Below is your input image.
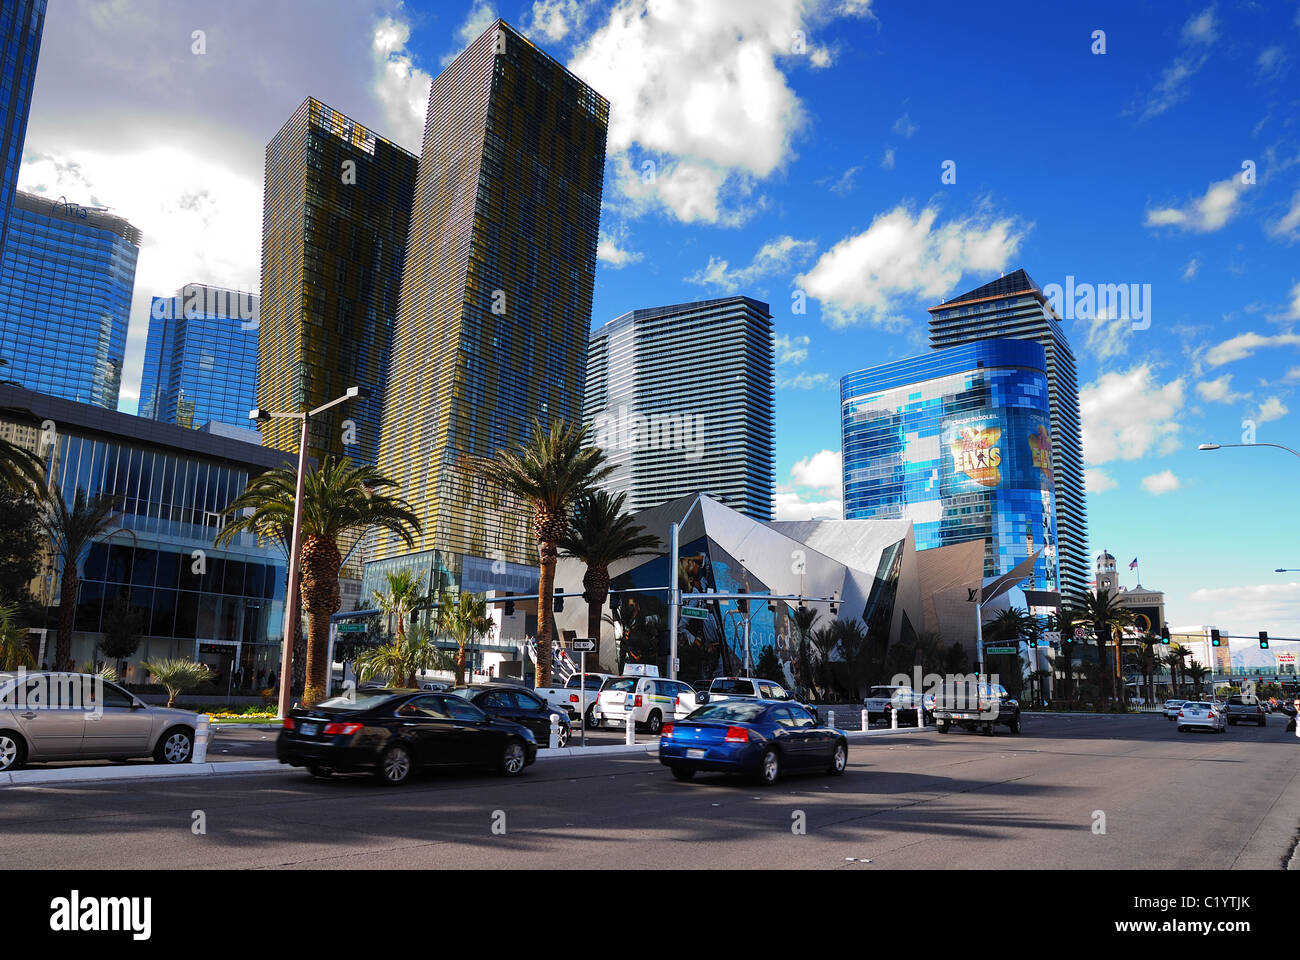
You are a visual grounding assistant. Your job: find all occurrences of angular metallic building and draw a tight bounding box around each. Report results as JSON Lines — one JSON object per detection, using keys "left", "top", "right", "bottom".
{"left": 0, "top": 0, "right": 46, "bottom": 260}
{"left": 141, "top": 284, "right": 260, "bottom": 430}
{"left": 0, "top": 190, "right": 140, "bottom": 409}
{"left": 258, "top": 98, "right": 417, "bottom": 465}
{"left": 585, "top": 296, "right": 775, "bottom": 520}
{"left": 371, "top": 20, "right": 608, "bottom": 589}
{"left": 927, "top": 269, "right": 1088, "bottom": 605}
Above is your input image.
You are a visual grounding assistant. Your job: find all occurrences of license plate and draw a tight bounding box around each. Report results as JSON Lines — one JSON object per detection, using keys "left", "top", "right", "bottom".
{"left": 300, "top": 722, "right": 318, "bottom": 737}
{"left": 625, "top": 695, "right": 634, "bottom": 707}
{"left": 687, "top": 748, "right": 706, "bottom": 759}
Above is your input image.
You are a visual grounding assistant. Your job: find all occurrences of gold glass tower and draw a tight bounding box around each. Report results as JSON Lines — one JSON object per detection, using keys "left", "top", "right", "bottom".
{"left": 372, "top": 20, "right": 608, "bottom": 588}
{"left": 259, "top": 98, "right": 418, "bottom": 465}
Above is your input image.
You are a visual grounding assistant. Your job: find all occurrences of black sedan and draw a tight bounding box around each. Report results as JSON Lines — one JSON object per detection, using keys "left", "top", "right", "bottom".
{"left": 277, "top": 689, "right": 537, "bottom": 785}
{"left": 447, "top": 683, "right": 572, "bottom": 747}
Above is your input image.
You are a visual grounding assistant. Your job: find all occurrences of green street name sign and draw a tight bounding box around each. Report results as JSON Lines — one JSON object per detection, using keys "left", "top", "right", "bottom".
{"left": 681, "top": 607, "right": 709, "bottom": 620}
{"left": 984, "top": 645, "right": 1017, "bottom": 655}
{"left": 337, "top": 623, "right": 367, "bottom": 633}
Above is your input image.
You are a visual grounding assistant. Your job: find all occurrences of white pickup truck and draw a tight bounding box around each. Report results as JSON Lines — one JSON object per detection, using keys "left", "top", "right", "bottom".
{"left": 535, "top": 673, "right": 616, "bottom": 728}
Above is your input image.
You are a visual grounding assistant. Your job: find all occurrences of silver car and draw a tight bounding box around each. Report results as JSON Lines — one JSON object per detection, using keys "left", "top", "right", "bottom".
{"left": 1176, "top": 700, "right": 1226, "bottom": 734}
{"left": 0, "top": 671, "right": 201, "bottom": 771}
{"left": 1163, "top": 699, "right": 1185, "bottom": 720}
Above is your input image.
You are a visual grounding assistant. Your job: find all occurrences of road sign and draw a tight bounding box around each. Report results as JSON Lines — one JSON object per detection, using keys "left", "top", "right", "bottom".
{"left": 1277, "top": 652, "right": 1297, "bottom": 665}
{"left": 681, "top": 606, "right": 708, "bottom": 620}
{"left": 570, "top": 639, "right": 596, "bottom": 652}
{"left": 337, "top": 623, "right": 366, "bottom": 633}
{"left": 1073, "top": 628, "right": 1086, "bottom": 639}
{"left": 985, "top": 645, "right": 1017, "bottom": 655}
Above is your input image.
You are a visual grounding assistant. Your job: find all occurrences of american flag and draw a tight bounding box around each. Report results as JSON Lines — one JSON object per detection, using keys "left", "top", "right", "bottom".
{"left": 1129, "top": 557, "right": 1139, "bottom": 570}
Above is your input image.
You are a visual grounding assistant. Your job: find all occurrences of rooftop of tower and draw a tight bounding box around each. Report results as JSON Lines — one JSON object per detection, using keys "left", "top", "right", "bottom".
{"left": 593, "top": 295, "right": 773, "bottom": 335}
{"left": 927, "top": 268, "right": 1051, "bottom": 313}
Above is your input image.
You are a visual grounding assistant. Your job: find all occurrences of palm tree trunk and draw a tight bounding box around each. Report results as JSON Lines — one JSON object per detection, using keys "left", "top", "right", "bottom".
{"left": 300, "top": 537, "right": 342, "bottom": 707}
{"left": 535, "top": 541, "right": 557, "bottom": 687}
{"left": 56, "top": 566, "right": 77, "bottom": 671}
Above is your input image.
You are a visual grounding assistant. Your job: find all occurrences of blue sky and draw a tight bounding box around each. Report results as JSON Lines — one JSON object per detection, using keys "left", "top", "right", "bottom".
{"left": 17, "top": 0, "right": 1300, "bottom": 647}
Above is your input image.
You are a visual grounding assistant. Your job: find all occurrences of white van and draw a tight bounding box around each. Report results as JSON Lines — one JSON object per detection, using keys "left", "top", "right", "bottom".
{"left": 592, "top": 675, "right": 700, "bottom": 733}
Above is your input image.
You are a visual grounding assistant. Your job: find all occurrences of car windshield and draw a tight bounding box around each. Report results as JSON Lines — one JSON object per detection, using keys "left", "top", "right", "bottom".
{"left": 567, "top": 675, "right": 605, "bottom": 690}
{"left": 445, "top": 687, "right": 478, "bottom": 700}
{"left": 607, "top": 678, "right": 638, "bottom": 693}
{"left": 316, "top": 693, "right": 398, "bottom": 711}
{"left": 690, "top": 701, "right": 767, "bottom": 722}
{"left": 711, "top": 679, "right": 755, "bottom": 695}
{"left": 1187, "top": 702, "right": 1209, "bottom": 709}
{"left": 866, "top": 687, "right": 898, "bottom": 699}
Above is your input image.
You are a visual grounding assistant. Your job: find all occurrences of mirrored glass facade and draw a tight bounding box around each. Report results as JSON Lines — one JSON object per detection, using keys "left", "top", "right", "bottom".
{"left": 841, "top": 339, "right": 1059, "bottom": 592}
{"left": 0, "top": 0, "right": 45, "bottom": 259}
{"left": 374, "top": 18, "right": 608, "bottom": 577}
{"left": 140, "top": 284, "right": 260, "bottom": 430}
{"left": 0, "top": 190, "right": 140, "bottom": 409}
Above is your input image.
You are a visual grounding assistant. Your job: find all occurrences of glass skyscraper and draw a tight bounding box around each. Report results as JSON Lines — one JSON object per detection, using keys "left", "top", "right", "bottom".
{"left": 372, "top": 19, "right": 608, "bottom": 590}
{"left": 927, "top": 269, "right": 1087, "bottom": 604}
{"left": 0, "top": 0, "right": 46, "bottom": 260}
{"left": 0, "top": 190, "right": 141, "bottom": 409}
{"left": 841, "top": 339, "right": 1059, "bottom": 593}
{"left": 258, "top": 97, "right": 417, "bottom": 466}
{"left": 140, "top": 284, "right": 260, "bottom": 430}
{"left": 584, "top": 296, "right": 775, "bottom": 520}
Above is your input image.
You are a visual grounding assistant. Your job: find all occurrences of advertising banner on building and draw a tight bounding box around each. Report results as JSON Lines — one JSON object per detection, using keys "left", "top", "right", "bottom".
{"left": 941, "top": 409, "right": 1054, "bottom": 496}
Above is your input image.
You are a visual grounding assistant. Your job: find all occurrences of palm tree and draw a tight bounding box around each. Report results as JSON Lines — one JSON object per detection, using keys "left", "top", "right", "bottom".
{"left": 836, "top": 618, "right": 868, "bottom": 700}
{"left": 1046, "top": 606, "right": 1085, "bottom": 704}
{"left": 810, "top": 621, "right": 841, "bottom": 701}
{"left": 1185, "top": 662, "right": 1209, "bottom": 698}
{"left": 790, "top": 605, "right": 820, "bottom": 700}
{"left": 1135, "top": 634, "right": 1163, "bottom": 707}
{"left": 985, "top": 606, "right": 1033, "bottom": 695}
{"left": 468, "top": 420, "right": 613, "bottom": 687}
{"left": 356, "top": 624, "right": 447, "bottom": 687}
{"left": 1081, "top": 588, "right": 1134, "bottom": 709}
{"left": 433, "top": 590, "right": 493, "bottom": 684}
{"left": 373, "top": 570, "right": 425, "bottom": 641}
{"left": 141, "top": 658, "right": 212, "bottom": 708}
{"left": 0, "top": 602, "right": 34, "bottom": 670}
{"left": 217, "top": 457, "right": 420, "bottom": 707}
{"left": 559, "top": 490, "right": 659, "bottom": 668}
{"left": 0, "top": 401, "right": 46, "bottom": 495}
{"left": 38, "top": 488, "right": 123, "bottom": 671}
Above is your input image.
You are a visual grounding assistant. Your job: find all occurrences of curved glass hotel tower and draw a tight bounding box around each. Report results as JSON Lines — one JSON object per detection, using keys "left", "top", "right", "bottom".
{"left": 841, "top": 339, "right": 1058, "bottom": 593}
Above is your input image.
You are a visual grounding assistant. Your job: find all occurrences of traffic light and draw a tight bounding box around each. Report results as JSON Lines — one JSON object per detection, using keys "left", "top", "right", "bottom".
{"left": 504, "top": 595, "right": 515, "bottom": 617}
{"left": 1161, "top": 626, "right": 1171, "bottom": 645}
{"left": 608, "top": 592, "right": 621, "bottom": 614}
{"left": 1259, "top": 631, "right": 1269, "bottom": 650}
{"left": 737, "top": 585, "right": 748, "bottom": 615}
{"left": 553, "top": 590, "right": 564, "bottom": 613}
{"left": 1211, "top": 629, "right": 1221, "bottom": 647}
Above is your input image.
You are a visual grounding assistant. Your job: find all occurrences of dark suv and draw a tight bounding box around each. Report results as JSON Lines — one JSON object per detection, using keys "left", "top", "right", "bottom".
{"left": 933, "top": 680, "right": 1021, "bottom": 736}
{"left": 448, "top": 684, "right": 572, "bottom": 747}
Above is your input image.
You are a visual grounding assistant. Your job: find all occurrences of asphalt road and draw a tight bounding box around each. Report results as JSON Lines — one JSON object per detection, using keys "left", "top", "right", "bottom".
{"left": 3, "top": 714, "right": 1296, "bottom": 870}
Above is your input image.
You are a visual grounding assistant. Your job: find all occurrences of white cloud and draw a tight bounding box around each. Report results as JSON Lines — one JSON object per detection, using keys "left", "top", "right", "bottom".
{"left": 1256, "top": 396, "right": 1289, "bottom": 423}
{"left": 1195, "top": 373, "right": 1246, "bottom": 403}
{"left": 372, "top": 17, "right": 432, "bottom": 150}
{"left": 1205, "top": 330, "right": 1300, "bottom": 366}
{"left": 1182, "top": 258, "right": 1199, "bottom": 280}
{"left": 1284, "top": 366, "right": 1300, "bottom": 382}
{"left": 774, "top": 333, "right": 810, "bottom": 365}
{"left": 1079, "top": 365, "right": 1186, "bottom": 464}
{"left": 1141, "top": 469, "right": 1181, "bottom": 495}
{"left": 1181, "top": 5, "right": 1219, "bottom": 45}
{"left": 826, "top": 165, "right": 861, "bottom": 195}
{"left": 1187, "top": 581, "right": 1300, "bottom": 640}
{"left": 1079, "top": 308, "right": 1132, "bottom": 362}
{"left": 686, "top": 235, "right": 816, "bottom": 292}
{"left": 444, "top": 0, "right": 498, "bottom": 64}
{"left": 773, "top": 448, "right": 843, "bottom": 520}
{"left": 1145, "top": 175, "right": 1247, "bottom": 232}
{"left": 880, "top": 148, "right": 895, "bottom": 170}
{"left": 777, "top": 372, "right": 831, "bottom": 390}
{"left": 596, "top": 226, "right": 643, "bottom": 268}
{"left": 570, "top": 0, "right": 873, "bottom": 225}
{"left": 1086, "top": 469, "right": 1117, "bottom": 493}
{"left": 525, "top": 0, "right": 595, "bottom": 42}
{"left": 1133, "top": 5, "right": 1218, "bottom": 120}
{"left": 1273, "top": 190, "right": 1300, "bottom": 239}
{"left": 797, "top": 205, "right": 1024, "bottom": 328}
{"left": 892, "top": 113, "right": 918, "bottom": 138}
{"left": 1256, "top": 44, "right": 1287, "bottom": 79}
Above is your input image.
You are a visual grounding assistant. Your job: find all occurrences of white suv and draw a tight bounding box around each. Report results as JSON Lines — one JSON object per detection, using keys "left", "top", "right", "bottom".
{"left": 863, "top": 685, "right": 924, "bottom": 724}
{"left": 593, "top": 676, "right": 699, "bottom": 733}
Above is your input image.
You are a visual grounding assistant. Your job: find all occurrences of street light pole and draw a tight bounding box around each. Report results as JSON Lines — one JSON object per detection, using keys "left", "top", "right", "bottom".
{"left": 1198, "top": 441, "right": 1300, "bottom": 459}
{"left": 252, "top": 385, "right": 364, "bottom": 719}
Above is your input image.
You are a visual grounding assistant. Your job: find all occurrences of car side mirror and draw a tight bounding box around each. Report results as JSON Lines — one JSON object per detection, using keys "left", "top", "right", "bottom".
{"left": 130, "top": 700, "right": 146, "bottom": 710}
{"left": 696, "top": 692, "right": 709, "bottom": 704}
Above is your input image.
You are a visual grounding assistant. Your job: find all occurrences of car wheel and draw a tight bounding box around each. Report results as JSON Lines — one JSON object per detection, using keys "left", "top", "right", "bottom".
{"left": 827, "top": 741, "right": 847, "bottom": 775}
{"left": 376, "top": 743, "right": 413, "bottom": 785}
{"left": 0, "top": 731, "right": 26, "bottom": 772}
{"left": 671, "top": 766, "right": 695, "bottom": 781}
{"left": 1010, "top": 716, "right": 1021, "bottom": 735}
{"left": 584, "top": 708, "right": 599, "bottom": 730}
{"left": 646, "top": 710, "right": 663, "bottom": 734}
{"left": 500, "top": 739, "right": 527, "bottom": 777}
{"left": 757, "top": 747, "right": 780, "bottom": 786}
{"left": 307, "top": 765, "right": 334, "bottom": 779}
{"left": 937, "top": 720, "right": 950, "bottom": 734}
{"left": 1177, "top": 725, "right": 1185, "bottom": 732}
{"left": 982, "top": 722, "right": 994, "bottom": 736}
{"left": 154, "top": 726, "right": 194, "bottom": 764}
{"left": 556, "top": 723, "right": 571, "bottom": 748}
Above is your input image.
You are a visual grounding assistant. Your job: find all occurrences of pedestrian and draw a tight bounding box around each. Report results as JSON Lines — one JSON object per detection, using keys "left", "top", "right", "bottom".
{"left": 1292, "top": 699, "right": 1300, "bottom": 737}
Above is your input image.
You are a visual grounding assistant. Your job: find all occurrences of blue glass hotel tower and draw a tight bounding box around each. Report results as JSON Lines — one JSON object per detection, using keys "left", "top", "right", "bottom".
{"left": 0, "top": 0, "right": 46, "bottom": 259}
{"left": 0, "top": 190, "right": 141, "bottom": 409}
{"left": 841, "top": 339, "right": 1059, "bottom": 592}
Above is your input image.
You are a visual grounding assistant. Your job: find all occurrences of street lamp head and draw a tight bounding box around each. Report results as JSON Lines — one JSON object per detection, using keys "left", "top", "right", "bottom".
{"left": 1197, "top": 443, "right": 1220, "bottom": 451}
{"left": 346, "top": 385, "right": 370, "bottom": 401}
{"left": 249, "top": 407, "right": 271, "bottom": 423}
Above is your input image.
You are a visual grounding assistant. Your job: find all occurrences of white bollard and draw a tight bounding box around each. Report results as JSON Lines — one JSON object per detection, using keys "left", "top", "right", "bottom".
{"left": 890, "top": 706, "right": 898, "bottom": 730}
{"left": 548, "top": 713, "right": 561, "bottom": 749}
{"left": 918, "top": 703, "right": 926, "bottom": 728}
{"left": 861, "top": 708, "right": 869, "bottom": 731}
{"left": 625, "top": 712, "right": 635, "bottom": 745}
{"left": 193, "top": 714, "right": 210, "bottom": 763}
{"left": 828, "top": 710, "right": 835, "bottom": 729}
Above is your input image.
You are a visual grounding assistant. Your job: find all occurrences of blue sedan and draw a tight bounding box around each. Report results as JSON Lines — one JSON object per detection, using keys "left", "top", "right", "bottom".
{"left": 659, "top": 699, "right": 848, "bottom": 785}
